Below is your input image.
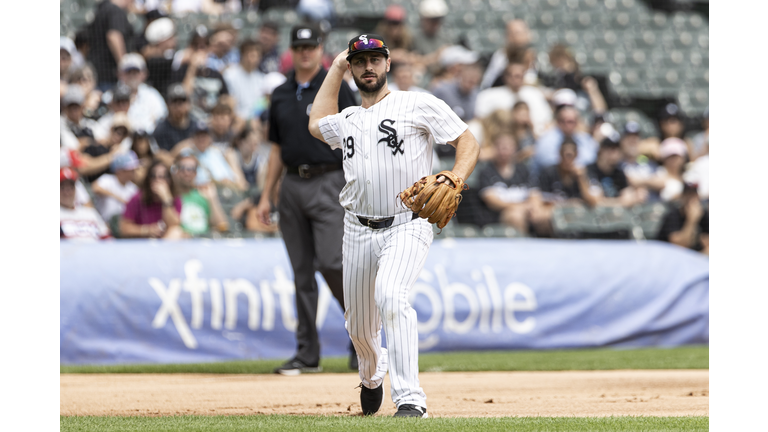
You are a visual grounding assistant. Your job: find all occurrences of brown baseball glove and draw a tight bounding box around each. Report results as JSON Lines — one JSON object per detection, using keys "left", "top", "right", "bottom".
{"left": 398, "top": 170, "right": 468, "bottom": 230}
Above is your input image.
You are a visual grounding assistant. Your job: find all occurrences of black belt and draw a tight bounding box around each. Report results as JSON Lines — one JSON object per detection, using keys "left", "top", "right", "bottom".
{"left": 287, "top": 163, "right": 342, "bottom": 179}
{"left": 357, "top": 213, "right": 419, "bottom": 229}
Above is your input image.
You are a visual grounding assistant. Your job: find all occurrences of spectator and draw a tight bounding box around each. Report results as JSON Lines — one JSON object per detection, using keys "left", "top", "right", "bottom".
{"left": 510, "top": 101, "right": 537, "bottom": 164}
{"left": 657, "top": 182, "right": 708, "bottom": 255}
{"left": 74, "top": 29, "right": 91, "bottom": 66}
{"left": 389, "top": 62, "right": 430, "bottom": 93}
{"left": 83, "top": 113, "right": 131, "bottom": 182}
{"left": 92, "top": 151, "right": 140, "bottom": 224}
{"left": 206, "top": 24, "right": 240, "bottom": 73}
{"left": 257, "top": 22, "right": 281, "bottom": 74}
{"left": 412, "top": 0, "right": 450, "bottom": 69}
{"left": 478, "top": 131, "right": 535, "bottom": 234}
{"left": 209, "top": 102, "right": 250, "bottom": 190}
{"left": 173, "top": 30, "right": 231, "bottom": 123}
{"left": 143, "top": 17, "right": 179, "bottom": 95}
{"left": 173, "top": 151, "right": 229, "bottom": 236}
{"left": 130, "top": 131, "right": 163, "bottom": 184}
{"left": 529, "top": 138, "right": 601, "bottom": 236}
{"left": 431, "top": 60, "right": 481, "bottom": 122}
{"left": 60, "top": 168, "right": 111, "bottom": 240}
{"left": 620, "top": 121, "right": 659, "bottom": 202}
{"left": 656, "top": 137, "right": 688, "bottom": 202}
{"left": 231, "top": 124, "right": 269, "bottom": 190}
{"left": 132, "top": 8, "right": 165, "bottom": 56}
{"left": 60, "top": 37, "right": 77, "bottom": 82}
{"left": 467, "top": 108, "right": 514, "bottom": 161}
{"left": 658, "top": 103, "right": 686, "bottom": 140}
{"left": 375, "top": 5, "right": 416, "bottom": 66}
{"left": 60, "top": 85, "right": 99, "bottom": 151}
{"left": 586, "top": 136, "right": 640, "bottom": 207}
{"left": 68, "top": 65, "right": 103, "bottom": 120}
{"left": 88, "top": 0, "right": 133, "bottom": 91}
{"left": 481, "top": 19, "right": 536, "bottom": 90}
{"left": 94, "top": 82, "right": 132, "bottom": 143}
{"left": 120, "top": 160, "right": 184, "bottom": 239}
{"left": 475, "top": 61, "right": 552, "bottom": 135}
{"left": 534, "top": 105, "right": 598, "bottom": 171}
{"left": 108, "top": 54, "right": 168, "bottom": 134}
{"left": 60, "top": 148, "right": 95, "bottom": 208}
{"left": 223, "top": 39, "right": 267, "bottom": 121}
{"left": 153, "top": 83, "right": 194, "bottom": 152}
{"left": 174, "top": 121, "right": 242, "bottom": 190}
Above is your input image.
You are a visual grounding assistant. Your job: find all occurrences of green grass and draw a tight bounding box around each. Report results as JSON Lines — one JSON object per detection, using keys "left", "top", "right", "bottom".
{"left": 60, "top": 415, "right": 709, "bottom": 431}
{"left": 60, "top": 346, "right": 708, "bottom": 374}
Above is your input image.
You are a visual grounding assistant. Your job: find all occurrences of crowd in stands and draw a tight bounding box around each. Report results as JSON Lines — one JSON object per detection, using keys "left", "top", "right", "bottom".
{"left": 60, "top": 0, "right": 708, "bottom": 255}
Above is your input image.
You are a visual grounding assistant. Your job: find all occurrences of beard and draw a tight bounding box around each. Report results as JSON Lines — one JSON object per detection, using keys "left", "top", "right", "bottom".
{"left": 353, "top": 71, "right": 387, "bottom": 94}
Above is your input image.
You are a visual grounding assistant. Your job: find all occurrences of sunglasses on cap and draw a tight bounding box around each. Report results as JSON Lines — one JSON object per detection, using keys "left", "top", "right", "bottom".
{"left": 350, "top": 38, "right": 386, "bottom": 52}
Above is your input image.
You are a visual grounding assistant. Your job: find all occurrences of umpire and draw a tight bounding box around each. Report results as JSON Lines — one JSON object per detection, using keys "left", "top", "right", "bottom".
{"left": 255, "top": 24, "right": 358, "bottom": 375}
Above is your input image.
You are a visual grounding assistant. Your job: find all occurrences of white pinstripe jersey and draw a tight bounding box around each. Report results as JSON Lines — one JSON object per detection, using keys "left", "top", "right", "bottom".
{"left": 318, "top": 91, "right": 467, "bottom": 218}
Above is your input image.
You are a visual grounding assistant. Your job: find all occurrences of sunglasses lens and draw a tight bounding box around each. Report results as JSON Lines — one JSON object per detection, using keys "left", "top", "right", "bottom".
{"left": 352, "top": 38, "right": 384, "bottom": 51}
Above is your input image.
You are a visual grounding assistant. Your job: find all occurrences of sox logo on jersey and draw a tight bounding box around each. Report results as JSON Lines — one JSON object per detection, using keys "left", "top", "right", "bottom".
{"left": 377, "top": 120, "right": 404, "bottom": 155}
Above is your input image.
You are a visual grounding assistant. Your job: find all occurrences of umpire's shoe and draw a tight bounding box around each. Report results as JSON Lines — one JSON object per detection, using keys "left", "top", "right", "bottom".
{"left": 393, "top": 404, "right": 428, "bottom": 418}
{"left": 359, "top": 383, "right": 383, "bottom": 415}
{"left": 273, "top": 359, "right": 322, "bottom": 376}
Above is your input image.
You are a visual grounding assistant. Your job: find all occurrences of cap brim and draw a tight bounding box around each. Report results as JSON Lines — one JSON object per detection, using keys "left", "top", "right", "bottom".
{"left": 346, "top": 48, "right": 389, "bottom": 61}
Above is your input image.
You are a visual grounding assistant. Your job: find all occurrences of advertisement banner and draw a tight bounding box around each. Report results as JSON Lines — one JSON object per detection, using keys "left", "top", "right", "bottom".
{"left": 60, "top": 239, "right": 708, "bottom": 364}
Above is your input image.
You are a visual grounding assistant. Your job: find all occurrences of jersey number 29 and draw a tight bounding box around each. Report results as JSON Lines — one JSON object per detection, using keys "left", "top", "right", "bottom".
{"left": 343, "top": 136, "right": 355, "bottom": 160}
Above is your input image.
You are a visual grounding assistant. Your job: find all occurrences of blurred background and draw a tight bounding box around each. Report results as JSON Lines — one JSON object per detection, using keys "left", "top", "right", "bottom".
{"left": 59, "top": 0, "right": 708, "bottom": 365}
{"left": 60, "top": 0, "right": 709, "bottom": 245}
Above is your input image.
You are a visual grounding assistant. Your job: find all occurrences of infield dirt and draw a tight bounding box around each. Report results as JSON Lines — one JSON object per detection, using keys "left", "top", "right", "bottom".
{"left": 60, "top": 370, "right": 708, "bottom": 417}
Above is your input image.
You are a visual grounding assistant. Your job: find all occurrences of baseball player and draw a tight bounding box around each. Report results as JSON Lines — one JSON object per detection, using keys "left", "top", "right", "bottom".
{"left": 309, "top": 34, "right": 480, "bottom": 417}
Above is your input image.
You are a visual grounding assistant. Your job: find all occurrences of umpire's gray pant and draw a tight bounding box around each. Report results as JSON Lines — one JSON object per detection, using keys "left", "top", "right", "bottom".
{"left": 278, "top": 170, "right": 346, "bottom": 366}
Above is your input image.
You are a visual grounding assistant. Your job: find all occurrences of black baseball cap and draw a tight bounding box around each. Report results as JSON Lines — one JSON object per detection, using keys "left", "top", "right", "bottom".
{"left": 290, "top": 24, "right": 323, "bottom": 47}
{"left": 659, "top": 103, "right": 680, "bottom": 120}
{"left": 166, "top": 83, "right": 188, "bottom": 101}
{"left": 347, "top": 34, "right": 389, "bottom": 61}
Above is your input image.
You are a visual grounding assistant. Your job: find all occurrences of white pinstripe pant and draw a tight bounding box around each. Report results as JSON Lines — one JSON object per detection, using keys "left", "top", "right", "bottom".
{"left": 342, "top": 211, "right": 433, "bottom": 409}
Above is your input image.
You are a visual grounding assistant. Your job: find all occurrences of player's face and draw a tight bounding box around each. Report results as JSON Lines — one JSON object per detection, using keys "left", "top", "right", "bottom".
{"left": 349, "top": 52, "right": 390, "bottom": 94}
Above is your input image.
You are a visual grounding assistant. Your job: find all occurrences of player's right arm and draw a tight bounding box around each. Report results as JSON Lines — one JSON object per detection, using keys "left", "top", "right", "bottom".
{"left": 308, "top": 49, "right": 349, "bottom": 143}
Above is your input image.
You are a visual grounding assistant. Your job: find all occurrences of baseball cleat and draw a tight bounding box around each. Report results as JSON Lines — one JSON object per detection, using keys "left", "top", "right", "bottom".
{"left": 273, "top": 359, "right": 322, "bottom": 376}
{"left": 393, "top": 404, "right": 428, "bottom": 418}
{"left": 359, "top": 383, "right": 383, "bottom": 415}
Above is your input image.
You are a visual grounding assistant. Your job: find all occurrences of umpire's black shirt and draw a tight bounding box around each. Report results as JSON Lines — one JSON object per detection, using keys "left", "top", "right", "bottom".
{"left": 269, "top": 68, "right": 357, "bottom": 167}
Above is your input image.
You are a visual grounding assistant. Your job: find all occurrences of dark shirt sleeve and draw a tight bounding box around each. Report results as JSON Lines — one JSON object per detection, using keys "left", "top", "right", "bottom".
{"left": 268, "top": 96, "right": 280, "bottom": 145}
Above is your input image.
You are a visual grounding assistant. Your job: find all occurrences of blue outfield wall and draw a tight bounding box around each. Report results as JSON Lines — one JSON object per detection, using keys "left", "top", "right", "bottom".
{"left": 60, "top": 239, "right": 709, "bottom": 365}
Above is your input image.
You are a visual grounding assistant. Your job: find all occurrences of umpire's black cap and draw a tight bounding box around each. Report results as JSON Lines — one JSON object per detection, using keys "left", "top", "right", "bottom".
{"left": 347, "top": 34, "right": 389, "bottom": 61}
{"left": 291, "top": 24, "right": 323, "bottom": 47}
